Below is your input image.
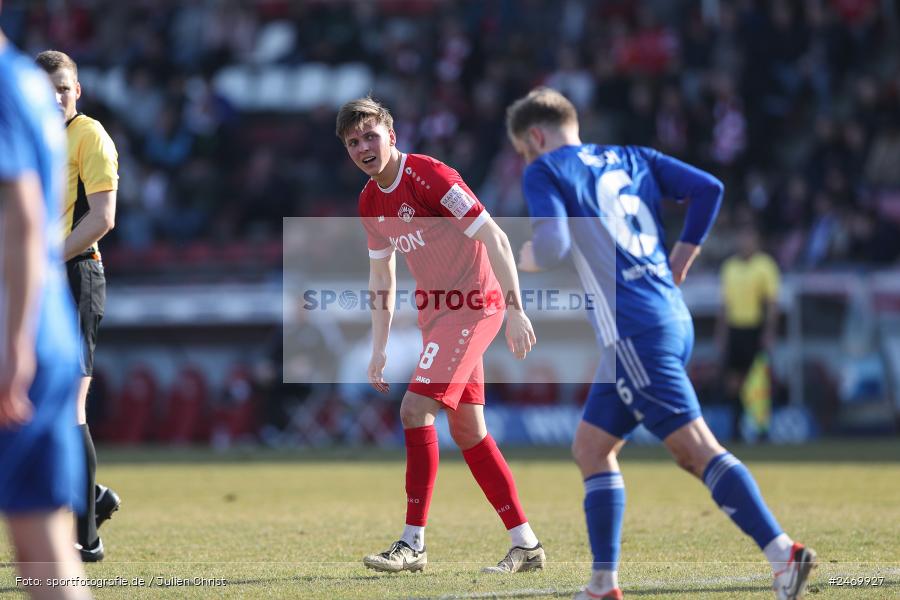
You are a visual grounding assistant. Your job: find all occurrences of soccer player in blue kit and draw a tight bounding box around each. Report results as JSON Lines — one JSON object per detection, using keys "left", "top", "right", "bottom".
{"left": 0, "top": 21, "right": 89, "bottom": 600}
{"left": 507, "top": 88, "right": 816, "bottom": 600}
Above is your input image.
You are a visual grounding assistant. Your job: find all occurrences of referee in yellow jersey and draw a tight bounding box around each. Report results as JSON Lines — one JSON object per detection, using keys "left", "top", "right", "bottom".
{"left": 716, "top": 223, "right": 781, "bottom": 442}
{"left": 36, "top": 50, "right": 121, "bottom": 562}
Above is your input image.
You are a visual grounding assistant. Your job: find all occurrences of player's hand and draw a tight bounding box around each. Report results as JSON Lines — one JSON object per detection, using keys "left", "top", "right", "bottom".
{"left": 367, "top": 350, "right": 390, "bottom": 394}
{"left": 669, "top": 242, "right": 701, "bottom": 286}
{"left": 517, "top": 241, "right": 542, "bottom": 273}
{"left": 0, "top": 344, "right": 35, "bottom": 428}
{"left": 505, "top": 310, "right": 536, "bottom": 360}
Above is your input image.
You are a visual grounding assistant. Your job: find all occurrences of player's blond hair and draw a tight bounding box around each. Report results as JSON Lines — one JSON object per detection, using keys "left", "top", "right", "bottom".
{"left": 506, "top": 87, "right": 578, "bottom": 141}
{"left": 335, "top": 96, "right": 394, "bottom": 143}
{"left": 35, "top": 50, "right": 78, "bottom": 79}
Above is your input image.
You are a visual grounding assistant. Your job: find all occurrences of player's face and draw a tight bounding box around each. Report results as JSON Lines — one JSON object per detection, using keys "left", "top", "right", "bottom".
{"left": 48, "top": 68, "right": 80, "bottom": 121}
{"left": 737, "top": 229, "right": 759, "bottom": 257}
{"left": 344, "top": 121, "right": 395, "bottom": 177}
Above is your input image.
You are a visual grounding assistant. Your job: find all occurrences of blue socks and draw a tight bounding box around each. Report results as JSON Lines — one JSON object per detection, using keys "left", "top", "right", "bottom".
{"left": 582, "top": 454, "right": 781, "bottom": 574}
{"left": 583, "top": 472, "right": 626, "bottom": 571}
{"left": 703, "top": 452, "right": 782, "bottom": 549}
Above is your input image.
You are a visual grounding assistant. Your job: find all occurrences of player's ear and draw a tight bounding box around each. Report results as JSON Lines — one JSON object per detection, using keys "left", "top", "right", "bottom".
{"left": 75, "top": 80, "right": 81, "bottom": 101}
{"left": 388, "top": 128, "right": 396, "bottom": 146}
{"left": 528, "top": 126, "right": 544, "bottom": 149}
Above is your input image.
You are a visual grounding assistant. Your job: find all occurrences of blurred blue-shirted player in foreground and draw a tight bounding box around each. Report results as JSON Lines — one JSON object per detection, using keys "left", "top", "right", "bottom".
{"left": 507, "top": 88, "right": 816, "bottom": 600}
{"left": 0, "top": 16, "right": 89, "bottom": 600}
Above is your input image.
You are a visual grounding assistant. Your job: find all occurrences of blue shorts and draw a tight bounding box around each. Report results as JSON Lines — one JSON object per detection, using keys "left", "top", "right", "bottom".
{"left": 583, "top": 319, "right": 701, "bottom": 441}
{"left": 0, "top": 359, "right": 83, "bottom": 514}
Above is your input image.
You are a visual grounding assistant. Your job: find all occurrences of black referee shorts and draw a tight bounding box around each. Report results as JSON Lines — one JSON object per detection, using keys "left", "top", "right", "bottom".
{"left": 66, "top": 255, "right": 106, "bottom": 377}
{"left": 724, "top": 326, "right": 762, "bottom": 376}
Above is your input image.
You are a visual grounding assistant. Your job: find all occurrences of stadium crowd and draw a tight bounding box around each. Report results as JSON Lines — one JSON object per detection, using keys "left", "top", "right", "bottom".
{"left": 3, "top": 0, "right": 897, "bottom": 446}
{"left": 2, "top": 0, "right": 898, "bottom": 269}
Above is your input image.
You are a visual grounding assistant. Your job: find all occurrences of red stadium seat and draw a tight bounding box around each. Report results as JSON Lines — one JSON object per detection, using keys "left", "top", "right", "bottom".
{"left": 143, "top": 244, "right": 178, "bottom": 267}
{"left": 156, "top": 367, "right": 209, "bottom": 445}
{"left": 181, "top": 241, "right": 215, "bottom": 265}
{"left": 209, "top": 365, "right": 260, "bottom": 446}
{"left": 111, "top": 366, "right": 159, "bottom": 445}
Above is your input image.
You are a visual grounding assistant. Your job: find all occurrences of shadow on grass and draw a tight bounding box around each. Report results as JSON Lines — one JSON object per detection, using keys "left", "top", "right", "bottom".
{"left": 97, "top": 439, "right": 900, "bottom": 466}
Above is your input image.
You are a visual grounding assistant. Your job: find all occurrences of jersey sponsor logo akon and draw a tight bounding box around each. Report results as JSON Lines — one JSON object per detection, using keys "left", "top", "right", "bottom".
{"left": 389, "top": 229, "right": 426, "bottom": 253}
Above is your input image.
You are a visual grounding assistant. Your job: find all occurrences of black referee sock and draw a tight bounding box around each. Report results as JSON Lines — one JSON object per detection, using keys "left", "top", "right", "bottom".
{"left": 77, "top": 424, "right": 99, "bottom": 548}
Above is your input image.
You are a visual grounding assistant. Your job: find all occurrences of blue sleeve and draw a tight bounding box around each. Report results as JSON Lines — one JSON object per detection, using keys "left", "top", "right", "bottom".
{"left": 0, "top": 84, "right": 31, "bottom": 181}
{"left": 638, "top": 147, "right": 723, "bottom": 245}
{"left": 522, "top": 160, "right": 571, "bottom": 269}
{"left": 0, "top": 86, "right": 31, "bottom": 181}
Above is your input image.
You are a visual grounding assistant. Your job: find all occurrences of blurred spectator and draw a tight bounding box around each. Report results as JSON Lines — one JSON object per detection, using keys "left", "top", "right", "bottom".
{"left": 4, "top": 0, "right": 896, "bottom": 268}
{"left": 865, "top": 118, "right": 900, "bottom": 188}
{"left": 144, "top": 106, "right": 193, "bottom": 170}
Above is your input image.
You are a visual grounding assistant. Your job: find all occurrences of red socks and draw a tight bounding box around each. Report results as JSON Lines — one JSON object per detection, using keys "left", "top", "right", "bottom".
{"left": 405, "top": 428, "right": 526, "bottom": 531}
{"left": 462, "top": 434, "right": 527, "bottom": 529}
{"left": 404, "top": 425, "right": 439, "bottom": 526}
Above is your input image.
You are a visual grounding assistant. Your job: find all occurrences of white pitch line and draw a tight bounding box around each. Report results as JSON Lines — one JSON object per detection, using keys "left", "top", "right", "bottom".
{"left": 415, "top": 568, "right": 900, "bottom": 600}
{"left": 419, "top": 575, "right": 770, "bottom": 600}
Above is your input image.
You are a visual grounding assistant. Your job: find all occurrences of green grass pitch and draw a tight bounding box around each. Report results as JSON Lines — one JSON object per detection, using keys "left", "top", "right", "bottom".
{"left": 1, "top": 440, "right": 898, "bottom": 599}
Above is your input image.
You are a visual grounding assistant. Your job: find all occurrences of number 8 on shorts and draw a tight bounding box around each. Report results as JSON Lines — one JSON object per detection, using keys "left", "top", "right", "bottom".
{"left": 419, "top": 342, "right": 440, "bottom": 369}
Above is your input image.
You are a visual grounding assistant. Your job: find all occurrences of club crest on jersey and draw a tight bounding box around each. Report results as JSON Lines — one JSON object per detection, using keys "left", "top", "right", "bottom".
{"left": 398, "top": 203, "right": 415, "bottom": 223}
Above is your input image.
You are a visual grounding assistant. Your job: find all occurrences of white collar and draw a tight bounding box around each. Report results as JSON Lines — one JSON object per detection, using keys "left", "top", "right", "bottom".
{"left": 377, "top": 153, "right": 406, "bottom": 193}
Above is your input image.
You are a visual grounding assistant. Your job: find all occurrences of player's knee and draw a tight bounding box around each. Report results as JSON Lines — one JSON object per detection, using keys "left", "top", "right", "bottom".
{"left": 449, "top": 427, "right": 483, "bottom": 450}
{"left": 399, "top": 401, "right": 425, "bottom": 428}
{"left": 571, "top": 437, "right": 587, "bottom": 466}
{"left": 571, "top": 435, "right": 611, "bottom": 472}
{"left": 672, "top": 450, "right": 698, "bottom": 475}
{"left": 447, "top": 417, "right": 485, "bottom": 449}
{"left": 669, "top": 444, "right": 709, "bottom": 477}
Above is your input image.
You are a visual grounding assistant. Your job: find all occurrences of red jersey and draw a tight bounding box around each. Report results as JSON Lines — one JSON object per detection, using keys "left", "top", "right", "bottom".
{"left": 358, "top": 153, "right": 503, "bottom": 328}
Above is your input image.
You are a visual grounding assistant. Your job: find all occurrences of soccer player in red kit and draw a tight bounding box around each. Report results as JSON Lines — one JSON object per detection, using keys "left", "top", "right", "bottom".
{"left": 336, "top": 96, "right": 545, "bottom": 574}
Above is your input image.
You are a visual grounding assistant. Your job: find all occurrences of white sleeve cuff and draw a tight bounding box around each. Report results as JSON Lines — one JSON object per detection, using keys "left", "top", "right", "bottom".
{"left": 463, "top": 210, "right": 490, "bottom": 238}
{"left": 368, "top": 246, "right": 394, "bottom": 259}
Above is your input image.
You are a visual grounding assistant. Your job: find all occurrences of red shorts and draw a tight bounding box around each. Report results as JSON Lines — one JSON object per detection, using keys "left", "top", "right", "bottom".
{"left": 407, "top": 311, "right": 504, "bottom": 410}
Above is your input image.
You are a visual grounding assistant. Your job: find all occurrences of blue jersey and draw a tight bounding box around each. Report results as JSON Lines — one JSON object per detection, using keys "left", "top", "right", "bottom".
{"left": 0, "top": 42, "right": 78, "bottom": 371}
{"left": 522, "top": 144, "right": 723, "bottom": 346}
{"left": 0, "top": 41, "right": 83, "bottom": 513}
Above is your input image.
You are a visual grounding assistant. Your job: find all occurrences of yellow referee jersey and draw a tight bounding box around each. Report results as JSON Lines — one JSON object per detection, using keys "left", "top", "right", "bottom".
{"left": 720, "top": 252, "right": 780, "bottom": 328}
{"left": 63, "top": 113, "right": 118, "bottom": 254}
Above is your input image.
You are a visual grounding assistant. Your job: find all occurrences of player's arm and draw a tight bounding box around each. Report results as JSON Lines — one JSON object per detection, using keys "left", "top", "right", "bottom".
{"left": 640, "top": 147, "right": 724, "bottom": 285}
{"left": 517, "top": 161, "right": 570, "bottom": 273}
{"left": 471, "top": 217, "right": 536, "bottom": 359}
{"left": 0, "top": 173, "right": 44, "bottom": 426}
{"left": 367, "top": 252, "right": 396, "bottom": 393}
{"left": 63, "top": 189, "right": 116, "bottom": 260}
